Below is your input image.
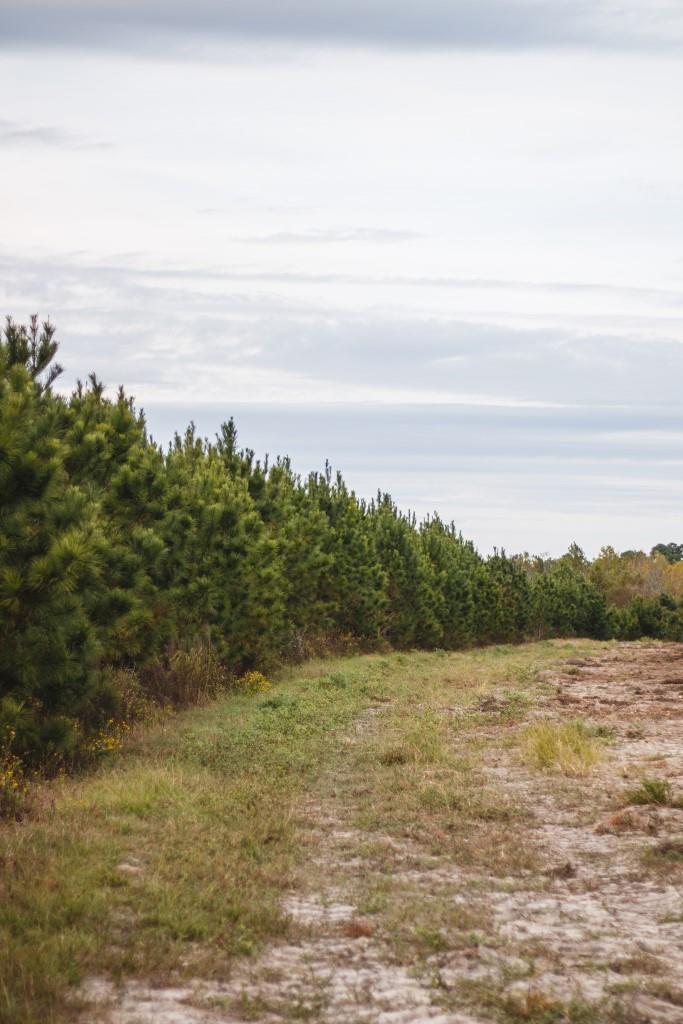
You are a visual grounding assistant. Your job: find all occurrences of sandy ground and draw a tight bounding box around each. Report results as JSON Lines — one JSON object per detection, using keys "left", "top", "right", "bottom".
{"left": 84, "top": 643, "right": 683, "bottom": 1024}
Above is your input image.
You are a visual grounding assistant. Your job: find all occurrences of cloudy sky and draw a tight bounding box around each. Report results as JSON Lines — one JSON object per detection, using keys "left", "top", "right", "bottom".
{"left": 2, "top": 1, "right": 683, "bottom": 555}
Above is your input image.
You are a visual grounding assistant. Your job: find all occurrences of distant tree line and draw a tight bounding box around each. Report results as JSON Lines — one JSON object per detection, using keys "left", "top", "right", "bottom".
{"left": 2, "top": 317, "right": 683, "bottom": 766}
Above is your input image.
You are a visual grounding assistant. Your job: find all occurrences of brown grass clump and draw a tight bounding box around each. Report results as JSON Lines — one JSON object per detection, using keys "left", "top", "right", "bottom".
{"left": 342, "top": 917, "right": 374, "bottom": 939}
{"left": 142, "top": 637, "right": 228, "bottom": 707}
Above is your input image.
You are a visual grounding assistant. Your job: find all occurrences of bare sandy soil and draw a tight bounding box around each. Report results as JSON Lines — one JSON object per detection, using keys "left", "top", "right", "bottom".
{"left": 86, "top": 643, "right": 683, "bottom": 1024}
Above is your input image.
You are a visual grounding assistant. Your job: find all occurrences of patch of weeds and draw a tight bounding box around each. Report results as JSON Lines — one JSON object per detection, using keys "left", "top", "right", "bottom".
{"left": 376, "top": 709, "right": 446, "bottom": 767}
{"left": 355, "top": 883, "right": 390, "bottom": 916}
{"left": 143, "top": 637, "right": 229, "bottom": 706}
{"left": 504, "top": 988, "right": 568, "bottom": 1022}
{"left": 607, "top": 953, "right": 664, "bottom": 976}
{"left": 384, "top": 891, "right": 486, "bottom": 960}
{"left": 418, "top": 783, "right": 516, "bottom": 823}
{"left": 402, "top": 710, "right": 448, "bottom": 762}
{"left": 583, "top": 722, "right": 617, "bottom": 741}
{"left": 377, "top": 744, "right": 410, "bottom": 766}
{"left": 318, "top": 672, "right": 349, "bottom": 690}
{"left": 625, "top": 777, "right": 677, "bottom": 807}
{"left": 521, "top": 719, "right": 605, "bottom": 775}
{"left": 413, "top": 926, "right": 450, "bottom": 953}
{"left": 507, "top": 664, "right": 537, "bottom": 686}
{"left": 258, "top": 694, "right": 298, "bottom": 712}
{"left": 645, "top": 837, "right": 683, "bottom": 864}
{"left": 230, "top": 991, "right": 326, "bottom": 1021}
{"left": 642, "top": 981, "right": 683, "bottom": 1008}
{"left": 0, "top": 746, "right": 30, "bottom": 821}
{"left": 500, "top": 689, "right": 532, "bottom": 722}
{"left": 457, "top": 980, "right": 600, "bottom": 1024}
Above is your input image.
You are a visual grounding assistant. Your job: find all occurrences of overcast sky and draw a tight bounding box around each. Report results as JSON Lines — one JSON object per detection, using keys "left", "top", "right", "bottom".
{"left": 2, "top": 1, "right": 683, "bottom": 555}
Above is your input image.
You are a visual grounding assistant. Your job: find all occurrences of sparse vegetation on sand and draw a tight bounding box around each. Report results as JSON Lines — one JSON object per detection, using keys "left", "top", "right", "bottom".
{"left": 0, "top": 640, "right": 599, "bottom": 1024}
{"left": 4, "top": 640, "right": 683, "bottom": 1024}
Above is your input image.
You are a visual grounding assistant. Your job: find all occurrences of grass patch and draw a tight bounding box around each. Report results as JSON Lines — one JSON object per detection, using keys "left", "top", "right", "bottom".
{"left": 375, "top": 709, "right": 447, "bottom": 766}
{"left": 453, "top": 978, "right": 601, "bottom": 1024}
{"left": 0, "top": 657, "right": 379, "bottom": 1024}
{"left": 625, "top": 777, "right": 679, "bottom": 807}
{"left": 377, "top": 885, "right": 489, "bottom": 960}
{"left": 645, "top": 837, "right": 683, "bottom": 864}
{"left": 521, "top": 719, "right": 605, "bottom": 775}
{"left": 351, "top": 642, "right": 606, "bottom": 873}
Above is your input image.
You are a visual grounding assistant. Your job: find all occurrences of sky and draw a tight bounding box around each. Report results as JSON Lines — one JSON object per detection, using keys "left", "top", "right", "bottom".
{"left": 2, "top": 1, "right": 683, "bottom": 556}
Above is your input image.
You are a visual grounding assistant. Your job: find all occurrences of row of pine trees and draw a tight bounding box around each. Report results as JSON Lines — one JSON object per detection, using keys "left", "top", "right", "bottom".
{"left": 2, "top": 317, "right": 682, "bottom": 765}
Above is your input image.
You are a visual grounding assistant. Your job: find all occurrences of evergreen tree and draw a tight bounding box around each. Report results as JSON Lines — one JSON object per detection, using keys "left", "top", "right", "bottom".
{"left": 0, "top": 321, "right": 104, "bottom": 762}
{"left": 420, "top": 517, "right": 478, "bottom": 648}
{"left": 163, "top": 427, "right": 285, "bottom": 670}
{"left": 371, "top": 496, "right": 442, "bottom": 647}
{"left": 60, "top": 378, "right": 169, "bottom": 663}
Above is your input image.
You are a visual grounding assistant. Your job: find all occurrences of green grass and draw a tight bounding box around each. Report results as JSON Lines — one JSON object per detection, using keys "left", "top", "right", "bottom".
{"left": 0, "top": 638, "right": 607, "bottom": 1024}
{"left": 625, "top": 777, "right": 677, "bottom": 806}
{"left": 0, "top": 656, "right": 382, "bottom": 1024}
{"left": 645, "top": 838, "right": 683, "bottom": 864}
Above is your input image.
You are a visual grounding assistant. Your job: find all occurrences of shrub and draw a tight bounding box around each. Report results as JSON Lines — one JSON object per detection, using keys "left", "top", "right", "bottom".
{"left": 106, "top": 667, "right": 159, "bottom": 724}
{"left": 236, "top": 671, "right": 272, "bottom": 695}
{"left": 0, "top": 743, "right": 29, "bottom": 820}
{"left": 0, "top": 327, "right": 103, "bottom": 764}
{"left": 142, "top": 638, "right": 228, "bottom": 707}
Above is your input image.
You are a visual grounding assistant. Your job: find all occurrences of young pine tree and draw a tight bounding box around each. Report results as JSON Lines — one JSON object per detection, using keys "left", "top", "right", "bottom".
{"left": 0, "top": 319, "right": 105, "bottom": 763}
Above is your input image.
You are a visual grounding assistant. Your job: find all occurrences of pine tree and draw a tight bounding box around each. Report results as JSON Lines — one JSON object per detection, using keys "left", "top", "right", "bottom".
{"left": 0, "top": 320, "right": 104, "bottom": 763}
{"left": 59, "top": 378, "right": 169, "bottom": 663}
{"left": 420, "top": 517, "right": 478, "bottom": 648}
{"left": 370, "top": 495, "right": 441, "bottom": 648}
{"left": 163, "top": 427, "right": 285, "bottom": 670}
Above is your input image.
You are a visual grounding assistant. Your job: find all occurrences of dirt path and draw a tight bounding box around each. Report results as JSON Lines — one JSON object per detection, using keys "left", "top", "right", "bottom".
{"left": 86, "top": 643, "right": 683, "bottom": 1024}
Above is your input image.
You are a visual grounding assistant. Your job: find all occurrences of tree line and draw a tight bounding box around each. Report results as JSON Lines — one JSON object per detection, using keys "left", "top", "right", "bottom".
{"left": 2, "top": 317, "right": 682, "bottom": 768}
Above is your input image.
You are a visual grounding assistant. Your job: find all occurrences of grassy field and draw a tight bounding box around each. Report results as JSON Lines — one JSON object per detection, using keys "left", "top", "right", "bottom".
{"left": 0, "top": 638, "right": 649, "bottom": 1024}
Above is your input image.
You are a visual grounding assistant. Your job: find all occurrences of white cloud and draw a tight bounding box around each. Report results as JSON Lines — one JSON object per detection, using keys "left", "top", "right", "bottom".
{"left": 1, "top": 36, "right": 682, "bottom": 553}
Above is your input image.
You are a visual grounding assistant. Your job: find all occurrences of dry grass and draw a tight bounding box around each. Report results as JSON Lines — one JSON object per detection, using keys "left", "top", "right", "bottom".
{"left": 520, "top": 719, "right": 605, "bottom": 775}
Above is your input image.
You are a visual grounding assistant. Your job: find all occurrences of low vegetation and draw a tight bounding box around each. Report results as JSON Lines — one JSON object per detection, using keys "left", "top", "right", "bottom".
{"left": 0, "top": 654, "right": 379, "bottom": 1023}
{"left": 520, "top": 719, "right": 606, "bottom": 775}
{"left": 625, "top": 777, "right": 677, "bottom": 806}
{"left": 647, "top": 838, "right": 683, "bottom": 864}
{"left": 0, "top": 640, "right": 602, "bottom": 1024}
